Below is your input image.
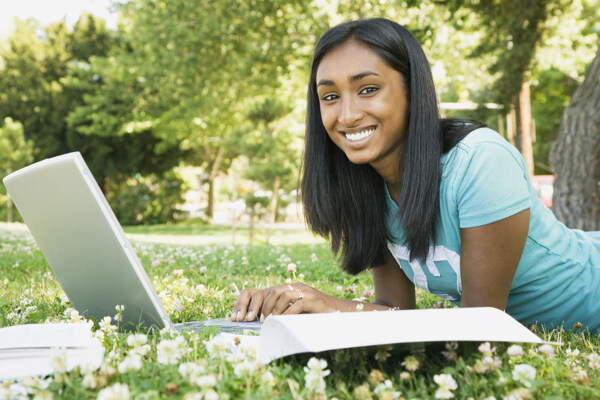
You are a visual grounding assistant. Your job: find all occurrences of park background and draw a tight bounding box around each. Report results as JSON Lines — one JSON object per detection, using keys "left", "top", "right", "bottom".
{"left": 1, "top": 0, "right": 600, "bottom": 399}
{"left": 1, "top": 0, "right": 599, "bottom": 236}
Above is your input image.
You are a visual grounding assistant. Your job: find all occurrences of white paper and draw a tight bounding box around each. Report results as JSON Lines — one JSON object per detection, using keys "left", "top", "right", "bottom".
{"left": 0, "top": 323, "right": 104, "bottom": 381}
{"left": 256, "top": 307, "right": 543, "bottom": 364}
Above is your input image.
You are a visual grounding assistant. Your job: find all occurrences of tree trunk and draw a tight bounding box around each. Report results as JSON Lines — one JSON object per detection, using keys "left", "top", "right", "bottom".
{"left": 516, "top": 76, "right": 534, "bottom": 175}
{"left": 549, "top": 46, "right": 600, "bottom": 230}
{"left": 204, "top": 144, "right": 224, "bottom": 221}
{"left": 266, "top": 175, "right": 280, "bottom": 245}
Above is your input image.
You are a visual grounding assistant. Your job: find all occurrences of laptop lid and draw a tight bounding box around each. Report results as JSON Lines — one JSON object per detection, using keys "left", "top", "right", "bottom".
{"left": 3, "top": 152, "right": 171, "bottom": 330}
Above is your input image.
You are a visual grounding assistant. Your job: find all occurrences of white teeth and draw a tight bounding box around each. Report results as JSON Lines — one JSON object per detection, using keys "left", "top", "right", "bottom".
{"left": 345, "top": 128, "right": 375, "bottom": 141}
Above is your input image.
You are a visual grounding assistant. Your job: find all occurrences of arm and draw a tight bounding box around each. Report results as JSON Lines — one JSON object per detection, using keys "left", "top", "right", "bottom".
{"left": 459, "top": 208, "right": 530, "bottom": 310}
{"left": 231, "top": 249, "right": 415, "bottom": 322}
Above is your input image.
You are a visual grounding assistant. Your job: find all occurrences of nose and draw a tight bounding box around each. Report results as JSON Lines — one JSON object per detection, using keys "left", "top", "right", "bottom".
{"left": 338, "top": 96, "right": 364, "bottom": 126}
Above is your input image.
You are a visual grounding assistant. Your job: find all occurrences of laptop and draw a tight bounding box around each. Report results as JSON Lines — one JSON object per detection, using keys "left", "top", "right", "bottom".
{"left": 3, "top": 152, "right": 260, "bottom": 334}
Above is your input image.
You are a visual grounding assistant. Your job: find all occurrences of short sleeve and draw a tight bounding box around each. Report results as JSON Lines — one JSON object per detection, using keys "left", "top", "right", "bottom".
{"left": 453, "top": 141, "right": 531, "bottom": 228}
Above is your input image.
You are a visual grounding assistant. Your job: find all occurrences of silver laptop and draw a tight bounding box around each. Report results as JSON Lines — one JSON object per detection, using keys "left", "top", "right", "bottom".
{"left": 3, "top": 152, "right": 260, "bottom": 333}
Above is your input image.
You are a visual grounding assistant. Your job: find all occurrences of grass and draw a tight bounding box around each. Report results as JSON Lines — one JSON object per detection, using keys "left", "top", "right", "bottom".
{"left": 1, "top": 221, "right": 600, "bottom": 399}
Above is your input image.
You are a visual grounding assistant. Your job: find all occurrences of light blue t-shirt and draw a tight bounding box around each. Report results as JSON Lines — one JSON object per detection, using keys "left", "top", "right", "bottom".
{"left": 386, "top": 127, "right": 600, "bottom": 332}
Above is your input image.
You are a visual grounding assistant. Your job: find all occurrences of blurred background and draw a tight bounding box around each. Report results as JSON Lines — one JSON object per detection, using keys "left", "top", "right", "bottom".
{"left": 1, "top": 0, "right": 598, "bottom": 233}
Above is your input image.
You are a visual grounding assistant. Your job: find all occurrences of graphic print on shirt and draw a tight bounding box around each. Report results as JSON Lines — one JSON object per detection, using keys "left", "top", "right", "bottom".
{"left": 387, "top": 243, "right": 462, "bottom": 302}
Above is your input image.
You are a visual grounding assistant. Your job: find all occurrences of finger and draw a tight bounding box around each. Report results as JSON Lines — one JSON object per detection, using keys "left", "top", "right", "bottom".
{"left": 260, "top": 285, "right": 292, "bottom": 321}
{"left": 269, "top": 291, "right": 297, "bottom": 316}
{"left": 246, "top": 290, "right": 266, "bottom": 322}
{"left": 231, "top": 288, "right": 255, "bottom": 321}
{"left": 283, "top": 299, "right": 304, "bottom": 315}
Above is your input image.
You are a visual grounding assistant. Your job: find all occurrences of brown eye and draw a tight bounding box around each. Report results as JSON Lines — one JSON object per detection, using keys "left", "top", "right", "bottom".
{"left": 359, "top": 86, "right": 379, "bottom": 95}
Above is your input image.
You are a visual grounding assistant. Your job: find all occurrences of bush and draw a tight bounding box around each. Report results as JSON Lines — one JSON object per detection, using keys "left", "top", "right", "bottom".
{"left": 107, "top": 170, "right": 187, "bottom": 226}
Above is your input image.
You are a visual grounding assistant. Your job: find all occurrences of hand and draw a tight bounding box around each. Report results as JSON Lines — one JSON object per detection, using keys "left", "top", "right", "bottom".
{"left": 231, "top": 282, "right": 336, "bottom": 322}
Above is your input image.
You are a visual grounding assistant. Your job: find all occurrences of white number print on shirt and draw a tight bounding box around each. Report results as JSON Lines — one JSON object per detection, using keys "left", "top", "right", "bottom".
{"left": 387, "top": 244, "right": 462, "bottom": 302}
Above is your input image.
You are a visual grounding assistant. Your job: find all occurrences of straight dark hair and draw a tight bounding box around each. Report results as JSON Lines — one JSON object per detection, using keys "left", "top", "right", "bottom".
{"left": 300, "top": 18, "right": 484, "bottom": 274}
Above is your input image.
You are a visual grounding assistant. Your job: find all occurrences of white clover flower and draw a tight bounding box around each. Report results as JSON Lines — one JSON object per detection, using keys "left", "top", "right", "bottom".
{"left": 402, "top": 355, "right": 420, "bottom": 371}
{"left": 478, "top": 342, "right": 496, "bottom": 357}
{"left": 587, "top": 353, "right": 600, "bottom": 369}
{"left": 195, "top": 374, "right": 217, "bottom": 388}
{"left": 287, "top": 263, "right": 297, "bottom": 273}
{"left": 433, "top": 373, "right": 458, "bottom": 399}
{"left": 203, "top": 390, "right": 219, "bottom": 400}
{"left": 157, "top": 339, "right": 183, "bottom": 365}
{"left": 512, "top": 364, "right": 536, "bottom": 387}
{"left": 304, "top": 357, "right": 330, "bottom": 394}
{"left": 564, "top": 348, "right": 581, "bottom": 367}
{"left": 97, "top": 383, "right": 130, "bottom": 400}
{"left": 99, "top": 316, "right": 117, "bottom": 334}
{"left": 538, "top": 344, "right": 555, "bottom": 357}
{"left": 506, "top": 345, "right": 524, "bottom": 358}
{"left": 374, "top": 379, "right": 401, "bottom": 399}
{"left": 127, "top": 333, "right": 148, "bottom": 348}
{"left": 199, "top": 266, "right": 208, "bottom": 273}
{"left": 233, "top": 360, "right": 259, "bottom": 377}
{"left": 82, "top": 373, "right": 98, "bottom": 389}
{"left": 33, "top": 390, "right": 54, "bottom": 400}
{"left": 118, "top": 353, "right": 143, "bottom": 373}
{"left": 503, "top": 388, "right": 531, "bottom": 400}
{"left": 49, "top": 348, "right": 68, "bottom": 374}
{"left": 261, "top": 371, "right": 275, "bottom": 385}
{"left": 285, "top": 278, "right": 292, "bottom": 284}
{"left": 204, "top": 334, "right": 233, "bottom": 359}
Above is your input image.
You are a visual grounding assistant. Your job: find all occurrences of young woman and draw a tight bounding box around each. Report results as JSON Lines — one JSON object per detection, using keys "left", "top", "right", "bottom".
{"left": 231, "top": 18, "right": 600, "bottom": 333}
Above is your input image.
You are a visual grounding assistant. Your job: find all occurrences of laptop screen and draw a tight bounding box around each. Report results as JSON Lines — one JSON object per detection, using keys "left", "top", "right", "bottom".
{"left": 3, "top": 152, "right": 171, "bottom": 330}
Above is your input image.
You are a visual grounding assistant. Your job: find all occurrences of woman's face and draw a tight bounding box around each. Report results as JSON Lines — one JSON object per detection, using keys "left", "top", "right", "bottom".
{"left": 315, "top": 39, "right": 409, "bottom": 181}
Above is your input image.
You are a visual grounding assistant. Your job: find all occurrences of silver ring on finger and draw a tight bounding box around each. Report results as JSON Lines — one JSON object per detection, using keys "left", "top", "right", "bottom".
{"left": 289, "top": 302, "right": 293, "bottom": 307}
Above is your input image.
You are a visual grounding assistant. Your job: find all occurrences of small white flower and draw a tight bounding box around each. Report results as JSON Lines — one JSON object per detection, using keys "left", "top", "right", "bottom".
{"left": 261, "top": 370, "right": 275, "bottom": 384}
{"left": 49, "top": 348, "right": 68, "bottom": 374}
{"left": 587, "top": 353, "right": 600, "bottom": 369}
{"left": 199, "top": 266, "right": 208, "bottom": 273}
{"left": 127, "top": 333, "right": 148, "bottom": 347}
{"left": 287, "top": 263, "right": 297, "bottom": 273}
{"left": 538, "top": 344, "right": 554, "bottom": 357}
{"left": 204, "top": 334, "right": 232, "bottom": 359}
{"left": 97, "top": 383, "right": 130, "bottom": 400}
{"left": 234, "top": 360, "right": 259, "bottom": 377}
{"left": 433, "top": 373, "right": 457, "bottom": 399}
{"left": 356, "top": 303, "right": 364, "bottom": 311}
{"left": 157, "top": 339, "right": 183, "bottom": 365}
{"left": 82, "top": 373, "right": 97, "bottom": 389}
{"left": 402, "top": 355, "right": 420, "bottom": 371}
{"left": 195, "top": 374, "right": 217, "bottom": 388}
{"left": 512, "top": 364, "right": 536, "bottom": 387}
{"left": 118, "top": 353, "right": 143, "bottom": 373}
{"left": 506, "top": 345, "right": 524, "bottom": 358}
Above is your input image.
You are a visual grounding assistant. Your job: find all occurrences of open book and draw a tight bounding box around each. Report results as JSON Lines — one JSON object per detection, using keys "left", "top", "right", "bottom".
{"left": 211, "top": 307, "right": 545, "bottom": 364}
{"left": 0, "top": 323, "right": 104, "bottom": 381}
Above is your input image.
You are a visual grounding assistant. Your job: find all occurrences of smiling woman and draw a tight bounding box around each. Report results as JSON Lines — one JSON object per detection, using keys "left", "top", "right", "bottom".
{"left": 231, "top": 18, "right": 600, "bottom": 334}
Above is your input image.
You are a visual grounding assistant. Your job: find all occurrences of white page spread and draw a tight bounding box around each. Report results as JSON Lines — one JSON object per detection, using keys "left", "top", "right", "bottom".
{"left": 216, "top": 308, "right": 544, "bottom": 364}
{"left": 0, "top": 323, "right": 104, "bottom": 381}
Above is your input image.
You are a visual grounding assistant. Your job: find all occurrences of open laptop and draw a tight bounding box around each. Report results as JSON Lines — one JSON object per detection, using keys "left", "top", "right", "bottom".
{"left": 3, "top": 152, "right": 260, "bottom": 334}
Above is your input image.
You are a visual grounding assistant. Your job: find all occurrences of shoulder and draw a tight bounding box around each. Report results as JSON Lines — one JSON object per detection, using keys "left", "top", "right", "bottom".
{"left": 442, "top": 127, "right": 527, "bottom": 175}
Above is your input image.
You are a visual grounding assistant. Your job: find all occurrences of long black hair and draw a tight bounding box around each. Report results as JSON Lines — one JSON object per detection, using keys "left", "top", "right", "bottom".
{"left": 300, "top": 18, "right": 484, "bottom": 274}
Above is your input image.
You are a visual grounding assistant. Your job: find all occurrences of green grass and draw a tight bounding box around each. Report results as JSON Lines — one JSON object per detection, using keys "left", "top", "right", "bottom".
{"left": 1, "top": 222, "right": 600, "bottom": 399}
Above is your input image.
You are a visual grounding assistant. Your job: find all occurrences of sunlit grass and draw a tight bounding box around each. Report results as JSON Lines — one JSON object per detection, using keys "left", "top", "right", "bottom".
{"left": 1, "top": 222, "right": 600, "bottom": 399}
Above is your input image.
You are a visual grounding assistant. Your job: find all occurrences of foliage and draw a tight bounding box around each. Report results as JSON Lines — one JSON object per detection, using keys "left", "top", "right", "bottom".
{"left": 2, "top": 225, "right": 600, "bottom": 399}
{"left": 106, "top": 170, "right": 188, "bottom": 226}
{"left": 0, "top": 117, "right": 33, "bottom": 222}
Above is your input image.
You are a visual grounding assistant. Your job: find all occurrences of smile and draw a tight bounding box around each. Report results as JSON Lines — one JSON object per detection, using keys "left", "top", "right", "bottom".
{"left": 344, "top": 127, "right": 376, "bottom": 141}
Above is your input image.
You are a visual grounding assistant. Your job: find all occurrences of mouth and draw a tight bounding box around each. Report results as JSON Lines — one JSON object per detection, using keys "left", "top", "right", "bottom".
{"left": 343, "top": 126, "right": 376, "bottom": 141}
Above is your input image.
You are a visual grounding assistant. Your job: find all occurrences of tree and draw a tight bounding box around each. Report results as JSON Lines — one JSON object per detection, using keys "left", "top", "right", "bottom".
{"left": 0, "top": 118, "right": 34, "bottom": 222}
{"left": 238, "top": 96, "right": 297, "bottom": 243}
{"left": 549, "top": 46, "right": 600, "bottom": 230}
{"left": 114, "top": 0, "right": 323, "bottom": 220}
